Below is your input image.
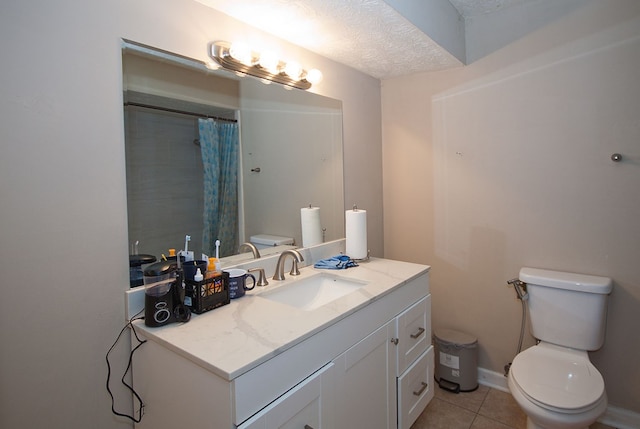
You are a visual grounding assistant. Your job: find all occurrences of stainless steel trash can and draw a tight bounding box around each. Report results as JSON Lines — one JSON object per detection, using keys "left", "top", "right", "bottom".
{"left": 434, "top": 328, "right": 478, "bottom": 393}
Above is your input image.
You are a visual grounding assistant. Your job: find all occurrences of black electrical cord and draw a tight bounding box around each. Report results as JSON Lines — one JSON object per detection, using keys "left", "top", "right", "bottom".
{"left": 105, "top": 309, "right": 146, "bottom": 423}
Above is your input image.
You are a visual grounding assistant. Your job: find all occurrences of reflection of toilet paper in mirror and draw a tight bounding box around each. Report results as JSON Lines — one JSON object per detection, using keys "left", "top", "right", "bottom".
{"left": 301, "top": 206, "right": 323, "bottom": 247}
{"left": 345, "top": 208, "right": 367, "bottom": 259}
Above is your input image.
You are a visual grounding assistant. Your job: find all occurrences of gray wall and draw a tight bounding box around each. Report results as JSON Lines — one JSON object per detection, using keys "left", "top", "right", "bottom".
{"left": 0, "top": 1, "right": 381, "bottom": 427}
{"left": 382, "top": 0, "right": 640, "bottom": 413}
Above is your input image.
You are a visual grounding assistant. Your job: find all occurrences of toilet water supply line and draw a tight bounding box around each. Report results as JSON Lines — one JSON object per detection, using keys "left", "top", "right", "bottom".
{"left": 504, "top": 278, "right": 529, "bottom": 376}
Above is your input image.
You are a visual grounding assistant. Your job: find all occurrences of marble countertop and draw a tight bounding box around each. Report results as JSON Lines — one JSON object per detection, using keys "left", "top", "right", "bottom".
{"left": 132, "top": 257, "right": 429, "bottom": 381}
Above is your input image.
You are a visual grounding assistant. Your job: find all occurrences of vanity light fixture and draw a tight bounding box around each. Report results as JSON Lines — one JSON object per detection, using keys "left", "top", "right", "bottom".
{"left": 209, "top": 41, "right": 322, "bottom": 90}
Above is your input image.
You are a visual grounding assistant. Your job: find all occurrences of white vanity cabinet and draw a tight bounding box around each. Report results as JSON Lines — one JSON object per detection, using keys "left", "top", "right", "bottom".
{"left": 131, "top": 260, "right": 432, "bottom": 429}
{"left": 331, "top": 295, "right": 433, "bottom": 429}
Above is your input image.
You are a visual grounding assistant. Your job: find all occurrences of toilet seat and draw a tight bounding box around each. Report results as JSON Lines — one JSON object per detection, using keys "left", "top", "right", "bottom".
{"left": 510, "top": 343, "right": 605, "bottom": 413}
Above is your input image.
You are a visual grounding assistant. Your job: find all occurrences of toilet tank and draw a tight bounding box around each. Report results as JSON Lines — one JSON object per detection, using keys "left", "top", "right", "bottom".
{"left": 249, "top": 234, "right": 294, "bottom": 250}
{"left": 519, "top": 267, "right": 612, "bottom": 351}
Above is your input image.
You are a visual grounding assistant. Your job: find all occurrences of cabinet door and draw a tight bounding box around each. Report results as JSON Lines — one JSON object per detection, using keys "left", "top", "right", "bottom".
{"left": 332, "top": 320, "right": 396, "bottom": 429}
{"left": 239, "top": 363, "right": 334, "bottom": 429}
{"left": 396, "top": 295, "right": 431, "bottom": 375}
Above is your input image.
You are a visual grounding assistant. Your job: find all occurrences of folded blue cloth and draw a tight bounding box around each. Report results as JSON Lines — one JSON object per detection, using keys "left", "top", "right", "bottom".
{"left": 314, "top": 254, "right": 359, "bottom": 270}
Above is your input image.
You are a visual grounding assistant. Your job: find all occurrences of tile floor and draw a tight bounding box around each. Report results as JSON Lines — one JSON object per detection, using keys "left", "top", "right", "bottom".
{"left": 411, "top": 384, "right": 617, "bottom": 429}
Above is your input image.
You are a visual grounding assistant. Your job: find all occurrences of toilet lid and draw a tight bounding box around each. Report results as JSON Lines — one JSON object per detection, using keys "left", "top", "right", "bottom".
{"left": 510, "top": 345, "right": 604, "bottom": 410}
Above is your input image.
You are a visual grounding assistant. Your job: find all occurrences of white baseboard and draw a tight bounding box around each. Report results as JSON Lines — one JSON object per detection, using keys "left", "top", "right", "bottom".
{"left": 477, "top": 367, "right": 509, "bottom": 392}
{"left": 477, "top": 367, "right": 640, "bottom": 429}
{"left": 599, "top": 404, "right": 640, "bottom": 429}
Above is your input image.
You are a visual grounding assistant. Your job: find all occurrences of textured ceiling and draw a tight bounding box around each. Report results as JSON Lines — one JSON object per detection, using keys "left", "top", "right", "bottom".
{"left": 449, "top": 0, "right": 530, "bottom": 17}
{"left": 196, "top": 0, "right": 534, "bottom": 79}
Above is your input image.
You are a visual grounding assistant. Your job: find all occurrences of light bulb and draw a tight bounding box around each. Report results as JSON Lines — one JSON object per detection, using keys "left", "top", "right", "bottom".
{"left": 229, "top": 42, "right": 253, "bottom": 66}
{"left": 284, "top": 61, "right": 302, "bottom": 80}
{"left": 258, "top": 51, "right": 279, "bottom": 74}
{"left": 305, "top": 69, "right": 323, "bottom": 84}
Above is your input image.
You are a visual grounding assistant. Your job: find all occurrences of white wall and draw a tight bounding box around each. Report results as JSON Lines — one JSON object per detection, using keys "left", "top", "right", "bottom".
{"left": 0, "top": 1, "right": 381, "bottom": 427}
{"left": 382, "top": 0, "right": 640, "bottom": 413}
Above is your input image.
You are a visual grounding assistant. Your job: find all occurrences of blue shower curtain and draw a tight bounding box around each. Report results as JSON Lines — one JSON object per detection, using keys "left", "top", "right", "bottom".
{"left": 198, "top": 118, "right": 239, "bottom": 258}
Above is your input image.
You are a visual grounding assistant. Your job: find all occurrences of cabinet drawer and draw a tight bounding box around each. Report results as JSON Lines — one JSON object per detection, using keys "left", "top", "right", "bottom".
{"left": 396, "top": 295, "right": 431, "bottom": 375}
{"left": 397, "top": 346, "right": 434, "bottom": 429}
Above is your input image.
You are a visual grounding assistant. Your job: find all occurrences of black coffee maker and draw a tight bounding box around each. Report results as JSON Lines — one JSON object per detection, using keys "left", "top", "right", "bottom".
{"left": 143, "top": 260, "right": 191, "bottom": 327}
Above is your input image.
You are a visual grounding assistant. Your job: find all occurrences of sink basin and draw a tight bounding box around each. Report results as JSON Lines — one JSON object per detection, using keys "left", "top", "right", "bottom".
{"left": 260, "top": 273, "right": 368, "bottom": 311}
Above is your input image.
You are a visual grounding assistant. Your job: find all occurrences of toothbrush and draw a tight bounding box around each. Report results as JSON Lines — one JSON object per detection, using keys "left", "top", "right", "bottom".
{"left": 215, "top": 239, "right": 221, "bottom": 271}
{"left": 182, "top": 235, "right": 194, "bottom": 261}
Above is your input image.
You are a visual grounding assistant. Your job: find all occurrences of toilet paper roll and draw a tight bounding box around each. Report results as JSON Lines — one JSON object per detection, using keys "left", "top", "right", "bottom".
{"left": 301, "top": 206, "right": 323, "bottom": 247}
{"left": 345, "top": 209, "right": 367, "bottom": 259}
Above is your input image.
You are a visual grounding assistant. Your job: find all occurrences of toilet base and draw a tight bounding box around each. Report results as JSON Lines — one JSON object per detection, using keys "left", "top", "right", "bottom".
{"left": 526, "top": 416, "right": 588, "bottom": 429}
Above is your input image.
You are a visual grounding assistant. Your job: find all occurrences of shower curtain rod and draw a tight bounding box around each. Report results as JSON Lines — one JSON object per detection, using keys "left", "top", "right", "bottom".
{"left": 124, "top": 101, "right": 237, "bottom": 123}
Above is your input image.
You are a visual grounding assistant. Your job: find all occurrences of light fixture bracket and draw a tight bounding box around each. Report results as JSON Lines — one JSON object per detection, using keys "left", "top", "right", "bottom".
{"left": 210, "top": 41, "right": 312, "bottom": 90}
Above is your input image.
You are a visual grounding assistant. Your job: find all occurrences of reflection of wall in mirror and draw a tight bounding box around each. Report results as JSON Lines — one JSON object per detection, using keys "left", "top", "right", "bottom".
{"left": 240, "top": 78, "right": 345, "bottom": 247}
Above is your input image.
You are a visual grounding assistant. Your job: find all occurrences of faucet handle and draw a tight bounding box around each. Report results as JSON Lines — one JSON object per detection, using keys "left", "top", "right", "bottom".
{"left": 248, "top": 267, "right": 269, "bottom": 286}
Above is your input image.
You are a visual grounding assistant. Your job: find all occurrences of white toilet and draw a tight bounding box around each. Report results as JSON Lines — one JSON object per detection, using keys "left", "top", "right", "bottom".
{"left": 507, "top": 267, "right": 612, "bottom": 429}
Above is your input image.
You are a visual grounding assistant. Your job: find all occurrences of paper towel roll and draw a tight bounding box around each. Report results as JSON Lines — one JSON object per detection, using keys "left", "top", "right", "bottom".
{"left": 301, "top": 206, "right": 323, "bottom": 247}
{"left": 345, "top": 209, "right": 367, "bottom": 259}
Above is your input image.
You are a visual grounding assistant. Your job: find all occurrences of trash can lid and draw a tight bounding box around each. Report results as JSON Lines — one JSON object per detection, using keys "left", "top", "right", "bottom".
{"left": 434, "top": 328, "right": 478, "bottom": 347}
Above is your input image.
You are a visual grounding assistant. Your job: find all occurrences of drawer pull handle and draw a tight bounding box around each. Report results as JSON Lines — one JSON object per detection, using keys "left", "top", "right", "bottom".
{"left": 413, "top": 381, "right": 428, "bottom": 396}
{"left": 410, "top": 327, "right": 425, "bottom": 339}
{"left": 304, "top": 425, "right": 314, "bottom": 429}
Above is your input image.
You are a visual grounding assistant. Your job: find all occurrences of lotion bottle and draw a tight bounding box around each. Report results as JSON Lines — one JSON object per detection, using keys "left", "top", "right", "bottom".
{"left": 206, "top": 257, "right": 220, "bottom": 279}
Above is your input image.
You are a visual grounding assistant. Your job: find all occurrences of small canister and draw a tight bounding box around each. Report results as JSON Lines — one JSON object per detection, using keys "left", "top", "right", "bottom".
{"left": 434, "top": 328, "right": 478, "bottom": 393}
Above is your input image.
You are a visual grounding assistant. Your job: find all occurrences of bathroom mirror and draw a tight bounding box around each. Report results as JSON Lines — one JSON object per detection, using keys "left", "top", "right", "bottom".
{"left": 122, "top": 41, "right": 344, "bottom": 262}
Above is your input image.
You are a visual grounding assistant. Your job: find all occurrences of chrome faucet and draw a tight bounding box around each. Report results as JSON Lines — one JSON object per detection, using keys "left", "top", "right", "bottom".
{"left": 238, "top": 242, "right": 261, "bottom": 259}
{"left": 272, "top": 249, "right": 304, "bottom": 281}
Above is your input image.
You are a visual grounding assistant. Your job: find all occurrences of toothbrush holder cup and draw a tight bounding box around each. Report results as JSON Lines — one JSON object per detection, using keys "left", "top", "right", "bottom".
{"left": 183, "top": 260, "right": 208, "bottom": 281}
